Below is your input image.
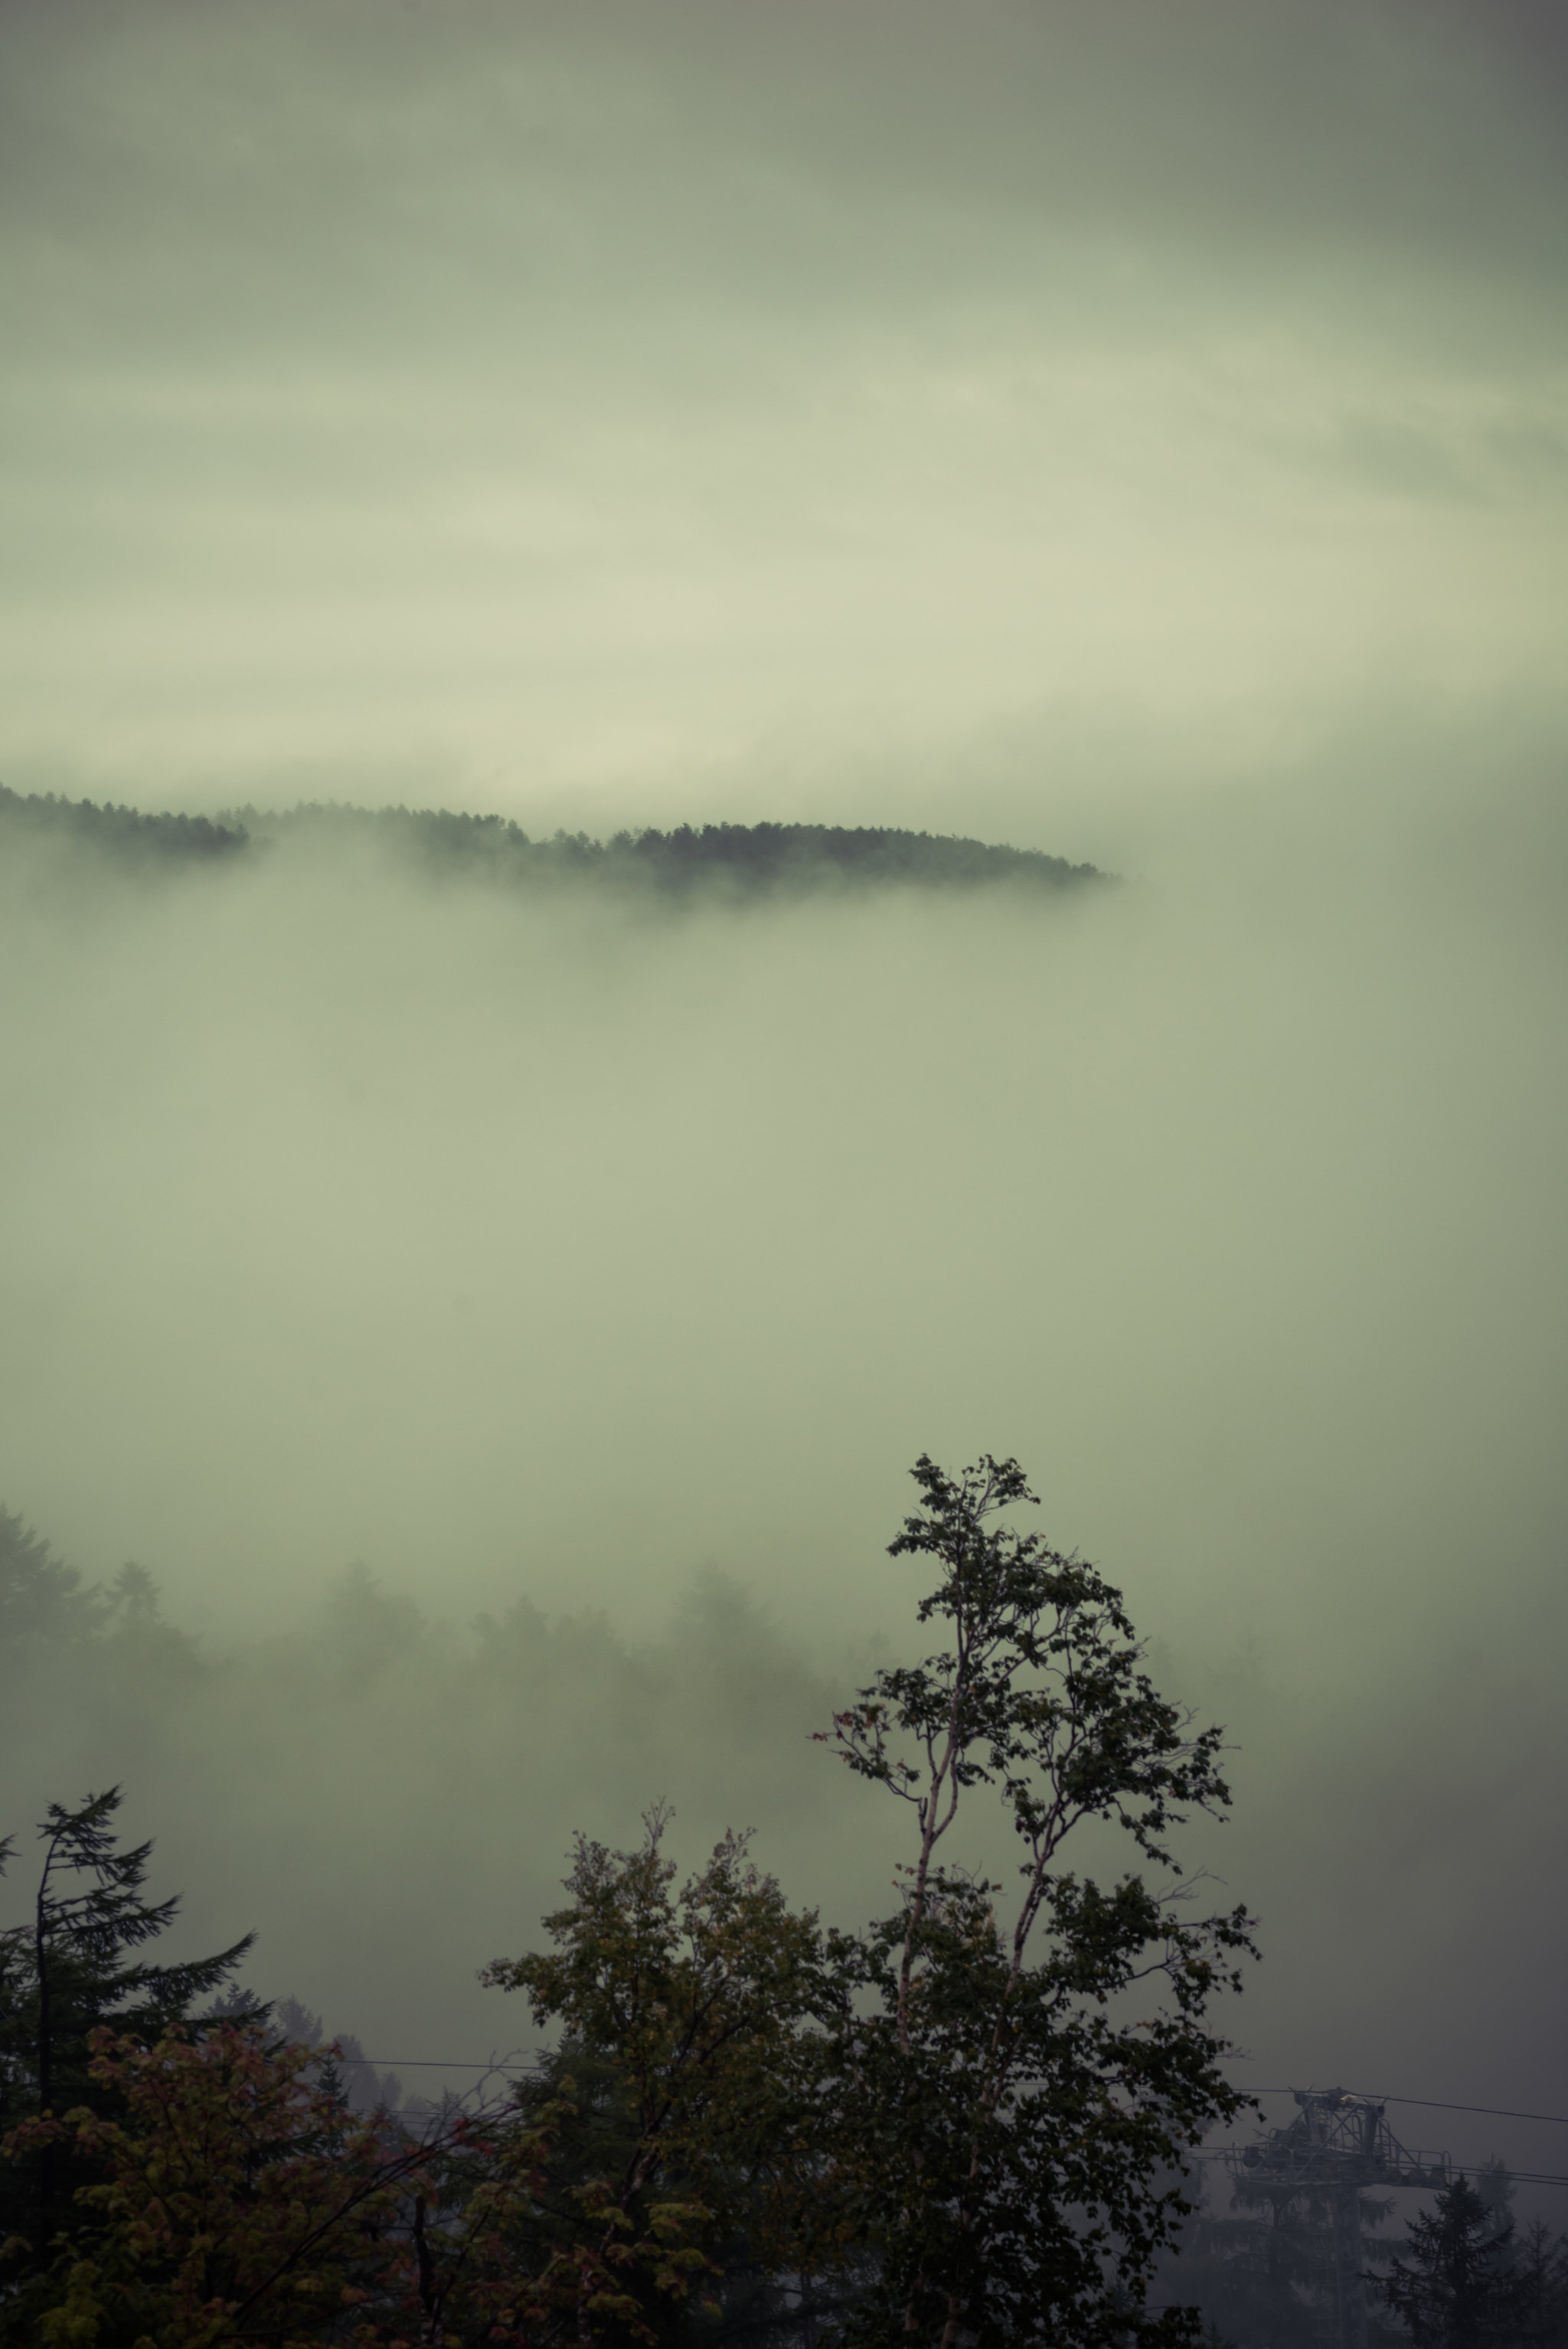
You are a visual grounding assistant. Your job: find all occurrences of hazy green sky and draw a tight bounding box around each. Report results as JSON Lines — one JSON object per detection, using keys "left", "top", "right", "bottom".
{"left": 2, "top": 0, "right": 1566, "bottom": 829}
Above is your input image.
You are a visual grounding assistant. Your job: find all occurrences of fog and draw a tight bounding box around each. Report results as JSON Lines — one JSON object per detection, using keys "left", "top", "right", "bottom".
{"left": 2, "top": 0, "right": 1566, "bottom": 2236}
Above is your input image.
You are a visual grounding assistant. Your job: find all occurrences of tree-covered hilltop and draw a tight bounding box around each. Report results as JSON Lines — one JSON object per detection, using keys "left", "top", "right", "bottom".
{"left": 0, "top": 784, "right": 247, "bottom": 866}
{"left": 0, "top": 784, "right": 1106, "bottom": 897}
{"left": 247, "top": 805, "right": 1108, "bottom": 896}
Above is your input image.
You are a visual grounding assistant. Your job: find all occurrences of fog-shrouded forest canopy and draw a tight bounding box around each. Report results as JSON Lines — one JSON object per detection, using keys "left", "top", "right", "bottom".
{"left": 0, "top": 782, "right": 1105, "bottom": 897}
{"left": 1, "top": 0, "right": 1566, "bottom": 2337}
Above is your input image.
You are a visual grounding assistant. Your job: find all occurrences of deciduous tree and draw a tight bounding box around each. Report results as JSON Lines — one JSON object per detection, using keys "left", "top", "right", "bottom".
{"left": 812, "top": 1452, "right": 1256, "bottom": 2349}
{"left": 4, "top": 2017, "right": 582, "bottom": 2347}
{"left": 483, "top": 1808, "right": 837, "bottom": 2345}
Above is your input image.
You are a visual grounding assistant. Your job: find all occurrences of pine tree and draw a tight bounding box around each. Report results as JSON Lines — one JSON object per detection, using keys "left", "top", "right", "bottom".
{"left": 0, "top": 1786, "right": 254, "bottom": 2293}
{"left": 0, "top": 1508, "right": 103, "bottom": 1647}
{"left": 1169, "top": 2174, "right": 1400, "bottom": 2349}
{"left": 1514, "top": 2220, "right": 1568, "bottom": 2349}
{"left": 1375, "top": 2177, "right": 1533, "bottom": 2349}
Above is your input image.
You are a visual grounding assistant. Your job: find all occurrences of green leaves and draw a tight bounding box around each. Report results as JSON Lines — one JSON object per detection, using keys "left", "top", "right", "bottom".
{"left": 831, "top": 1452, "right": 1233, "bottom": 1874}
{"left": 811, "top": 1454, "right": 1259, "bottom": 2349}
{"left": 3, "top": 2020, "right": 572, "bottom": 2347}
{"left": 3, "top": 1449, "right": 1259, "bottom": 2348}
{"left": 482, "top": 1806, "right": 841, "bottom": 2324}
{"left": 478, "top": 1455, "right": 1259, "bottom": 2347}
{"left": 475, "top": 1453, "right": 1259, "bottom": 2347}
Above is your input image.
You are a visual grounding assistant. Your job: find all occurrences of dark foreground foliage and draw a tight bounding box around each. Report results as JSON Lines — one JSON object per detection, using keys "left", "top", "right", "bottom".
{"left": 8, "top": 1473, "right": 1567, "bottom": 2349}
{"left": 5, "top": 1455, "right": 1249, "bottom": 2347}
{"left": 1374, "top": 2177, "right": 1568, "bottom": 2349}
{"left": 0, "top": 783, "right": 1105, "bottom": 900}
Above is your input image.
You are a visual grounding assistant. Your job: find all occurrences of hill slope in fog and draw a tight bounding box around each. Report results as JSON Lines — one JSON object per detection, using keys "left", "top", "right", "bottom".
{"left": 0, "top": 785, "right": 1104, "bottom": 899}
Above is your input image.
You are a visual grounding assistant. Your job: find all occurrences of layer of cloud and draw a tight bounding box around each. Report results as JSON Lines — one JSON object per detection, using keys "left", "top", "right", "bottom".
{"left": 0, "top": 0, "right": 1564, "bottom": 812}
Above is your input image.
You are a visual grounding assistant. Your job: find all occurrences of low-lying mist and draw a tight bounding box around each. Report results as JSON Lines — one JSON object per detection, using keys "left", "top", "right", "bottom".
{"left": 2, "top": 740, "right": 1566, "bottom": 2211}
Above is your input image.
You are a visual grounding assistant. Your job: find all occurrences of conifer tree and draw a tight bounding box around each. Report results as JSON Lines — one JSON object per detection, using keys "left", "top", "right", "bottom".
{"left": 1375, "top": 2177, "right": 1534, "bottom": 2349}
{"left": 0, "top": 1786, "right": 254, "bottom": 2286}
{"left": 0, "top": 1508, "right": 103, "bottom": 1647}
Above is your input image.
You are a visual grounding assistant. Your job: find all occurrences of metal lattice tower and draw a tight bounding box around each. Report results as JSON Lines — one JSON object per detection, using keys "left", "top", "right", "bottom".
{"left": 1225, "top": 2089, "right": 1453, "bottom": 2349}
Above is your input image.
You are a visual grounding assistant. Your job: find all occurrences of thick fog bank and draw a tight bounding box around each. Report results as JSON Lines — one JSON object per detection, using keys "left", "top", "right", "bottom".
{"left": 1, "top": 757, "right": 1564, "bottom": 2212}
{"left": 4, "top": 771, "right": 1561, "bottom": 1656}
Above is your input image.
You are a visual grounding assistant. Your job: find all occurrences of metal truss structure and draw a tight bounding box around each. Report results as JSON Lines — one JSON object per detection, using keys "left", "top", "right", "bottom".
{"left": 1223, "top": 2089, "right": 1453, "bottom": 2349}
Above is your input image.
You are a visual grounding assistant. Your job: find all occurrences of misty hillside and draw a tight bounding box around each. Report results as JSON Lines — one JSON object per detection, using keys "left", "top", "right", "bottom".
{"left": 0, "top": 784, "right": 1103, "bottom": 899}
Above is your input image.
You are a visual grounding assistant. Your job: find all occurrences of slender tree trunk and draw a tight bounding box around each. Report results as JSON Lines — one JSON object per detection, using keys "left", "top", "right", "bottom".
{"left": 34, "top": 1860, "right": 53, "bottom": 2114}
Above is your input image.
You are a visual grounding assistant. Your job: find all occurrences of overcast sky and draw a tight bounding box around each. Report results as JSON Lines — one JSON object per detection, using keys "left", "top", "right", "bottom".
{"left": 1, "top": 0, "right": 1566, "bottom": 835}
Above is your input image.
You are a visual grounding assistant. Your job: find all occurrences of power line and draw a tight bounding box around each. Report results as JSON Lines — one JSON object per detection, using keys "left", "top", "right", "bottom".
{"left": 1192, "top": 2151, "right": 1568, "bottom": 2191}
{"left": 354, "top": 2063, "right": 1568, "bottom": 2134}
{"left": 351, "top": 2058, "right": 526, "bottom": 2070}
{"left": 335, "top": 2062, "right": 1568, "bottom": 2184}
{"left": 1243, "top": 2091, "right": 1568, "bottom": 2129}
{"left": 356, "top": 2066, "right": 1568, "bottom": 2132}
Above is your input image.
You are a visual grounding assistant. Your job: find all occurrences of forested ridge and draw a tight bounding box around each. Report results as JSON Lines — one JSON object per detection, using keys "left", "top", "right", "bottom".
{"left": 0, "top": 784, "right": 1105, "bottom": 899}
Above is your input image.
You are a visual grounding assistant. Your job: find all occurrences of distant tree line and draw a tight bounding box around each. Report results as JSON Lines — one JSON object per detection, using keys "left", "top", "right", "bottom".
{"left": 0, "top": 783, "right": 1106, "bottom": 898}
{"left": 2, "top": 1457, "right": 1251, "bottom": 2348}
{"left": 0, "top": 785, "right": 245, "bottom": 865}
